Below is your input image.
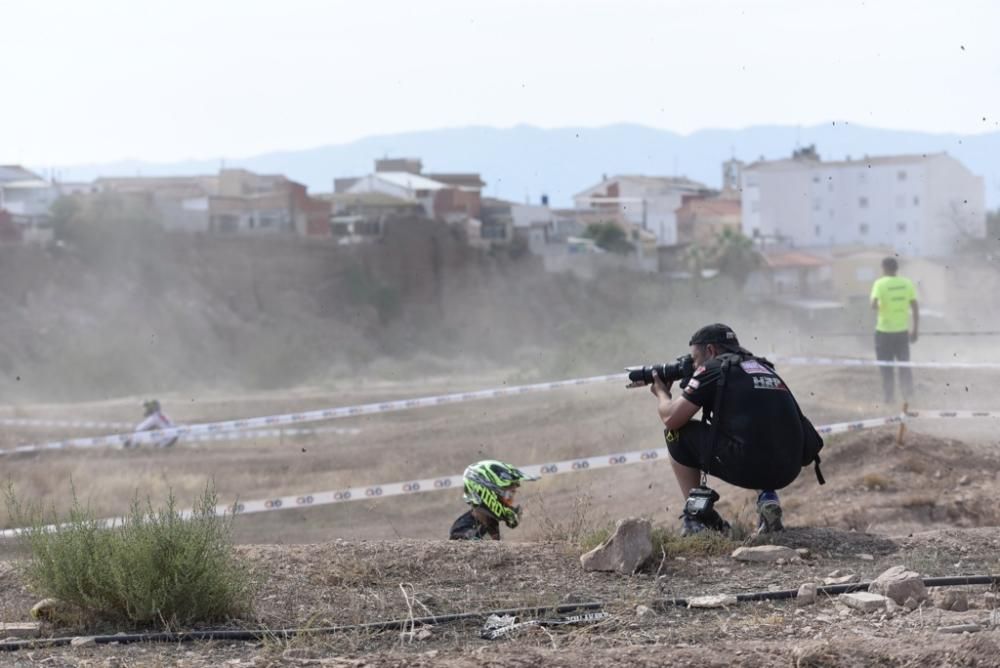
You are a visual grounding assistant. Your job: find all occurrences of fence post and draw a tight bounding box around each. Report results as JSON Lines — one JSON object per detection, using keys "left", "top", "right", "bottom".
{"left": 896, "top": 402, "right": 908, "bottom": 446}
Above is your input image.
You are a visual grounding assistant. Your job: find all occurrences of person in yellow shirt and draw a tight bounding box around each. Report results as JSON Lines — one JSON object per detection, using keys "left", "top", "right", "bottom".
{"left": 870, "top": 257, "right": 919, "bottom": 404}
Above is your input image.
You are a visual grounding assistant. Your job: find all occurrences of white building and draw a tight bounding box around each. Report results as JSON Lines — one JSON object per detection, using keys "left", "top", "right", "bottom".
{"left": 573, "top": 175, "right": 709, "bottom": 246}
{"left": 741, "top": 151, "right": 986, "bottom": 257}
{"left": 0, "top": 165, "right": 56, "bottom": 242}
{"left": 346, "top": 172, "right": 447, "bottom": 218}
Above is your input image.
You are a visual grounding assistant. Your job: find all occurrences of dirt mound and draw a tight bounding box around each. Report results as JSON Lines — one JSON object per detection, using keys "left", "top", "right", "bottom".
{"left": 780, "top": 429, "right": 1000, "bottom": 535}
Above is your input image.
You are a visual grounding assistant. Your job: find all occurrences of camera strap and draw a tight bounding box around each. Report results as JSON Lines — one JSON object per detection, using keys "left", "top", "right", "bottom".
{"left": 702, "top": 354, "right": 735, "bottom": 478}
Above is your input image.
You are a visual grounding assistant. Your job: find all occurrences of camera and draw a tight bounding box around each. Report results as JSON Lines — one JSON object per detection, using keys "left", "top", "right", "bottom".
{"left": 625, "top": 354, "right": 695, "bottom": 389}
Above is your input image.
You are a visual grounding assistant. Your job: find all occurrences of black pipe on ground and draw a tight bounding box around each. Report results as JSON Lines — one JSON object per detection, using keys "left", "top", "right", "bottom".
{"left": 0, "top": 601, "right": 604, "bottom": 652}
{"left": 2, "top": 574, "right": 997, "bottom": 652}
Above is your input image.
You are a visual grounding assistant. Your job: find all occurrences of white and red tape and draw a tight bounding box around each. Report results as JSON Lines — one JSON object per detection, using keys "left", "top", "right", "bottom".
{"left": 7, "top": 354, "right": 998, "bottom": 457}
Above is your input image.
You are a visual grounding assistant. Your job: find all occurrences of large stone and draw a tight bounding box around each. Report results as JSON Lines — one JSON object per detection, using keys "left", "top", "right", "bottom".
{"left": 70, "top": 636, "right": 96, "bottom": 647}
{"left": 868, "top": 566, "right": 927, "bottom": 605}
{"left": 797, "top": 582, "right": 818, "bottom": 606}
{"left": 731, "top": 545, "right": 797, "bottom": 563}
{"left": 687, "top": 594, "right": 738, "bottom": 609}
{"left": 580, "top": 517, "right": 653, "bottom": 574}
{"left": 823, "top": 573, "right": 861, "bottom": 586}
{"left": 840, "top": 592, "right": 889, "bottom": 613}
{"left": 933, "top": 589, "right": 969, "bottom": 612}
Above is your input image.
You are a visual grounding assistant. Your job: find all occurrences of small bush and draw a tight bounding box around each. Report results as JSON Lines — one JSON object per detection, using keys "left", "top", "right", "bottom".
{"left": 6, "top": 484, "right": 253, "bottom": 628}
{"left": 652, "top": 527, "right": 739, "bottom": 559}
{"left": 578, "top": 523, "right": 740, "bottom": 565}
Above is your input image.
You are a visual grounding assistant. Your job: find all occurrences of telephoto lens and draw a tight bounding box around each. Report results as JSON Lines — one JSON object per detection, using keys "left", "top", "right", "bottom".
{"left": 625, "top": 355, "right": 694, "bottom": 389}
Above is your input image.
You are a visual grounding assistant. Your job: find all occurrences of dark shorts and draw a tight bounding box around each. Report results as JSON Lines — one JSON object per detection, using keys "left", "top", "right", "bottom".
{"left": 665, "top": 421, "right": 801, "bottom": 490}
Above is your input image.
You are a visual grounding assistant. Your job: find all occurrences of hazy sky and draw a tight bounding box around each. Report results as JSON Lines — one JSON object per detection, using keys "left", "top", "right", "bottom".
{"left": 3, "top": 0, "right": 997, "bottom": 165}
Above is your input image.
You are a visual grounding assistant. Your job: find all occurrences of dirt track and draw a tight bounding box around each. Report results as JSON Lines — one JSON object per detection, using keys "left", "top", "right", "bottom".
{"left": 2, "top": 364, "right": 999, "bottom": 543}
{"left": 2, "top": 366, "right": 1000, "bottom": 666}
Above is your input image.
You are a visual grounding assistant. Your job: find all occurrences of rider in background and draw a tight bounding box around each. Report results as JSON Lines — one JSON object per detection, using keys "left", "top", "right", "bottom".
{"left": 125, "top": 399, "right": 179, "bottom": 449}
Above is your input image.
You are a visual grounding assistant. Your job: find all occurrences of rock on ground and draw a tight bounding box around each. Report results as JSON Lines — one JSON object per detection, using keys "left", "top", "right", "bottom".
{"left": 580, "top": 517, "right": 653, "bottom": 575}
{"left": 868, "top": 566, "right": 927, "bottom": 605}
{"left": 933, "top": 589, "right": 970, "bottom": 612}
{"left": 841, "top": 592, "right": 889, "bottom": 613}
{"left": 797, "top": 583, "right": 818, "bottom": 606}
{"left": 687, "top": 594, "right": 738, "bottom": 609}
{"left": 731, "top": 545, "right": 797, "bottom": 563}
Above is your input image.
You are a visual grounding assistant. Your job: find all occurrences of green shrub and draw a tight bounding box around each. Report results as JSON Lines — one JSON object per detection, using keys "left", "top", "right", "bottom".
{"left": 6, "top": 485, "right": 253, "bottom": 628}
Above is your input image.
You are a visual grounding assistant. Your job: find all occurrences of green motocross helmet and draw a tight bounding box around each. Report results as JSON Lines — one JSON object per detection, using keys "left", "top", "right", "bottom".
{"left": 462, "top": 460, "right": 538, "bottom": 529}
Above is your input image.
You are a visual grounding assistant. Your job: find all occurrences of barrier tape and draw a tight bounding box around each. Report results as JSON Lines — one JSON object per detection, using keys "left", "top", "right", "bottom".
{"left": 0, "top": 412, "right": 912, "bottom": 538}
{"left": 0, "top": 424, "right": 362, "bottom": 456}
{"left": 0, "top": 418, "right": 134, "bottom": 430}
{"left": 5, "top": 356, "right": 999, "bottom": 457}
{"left": 814, "top": 415, "right": 903, "bottom": 434}
{"left": 773, "top": 355, "right": 1000, "bottom": 370}
{"left": 184, "top": 425, "right": 362, "bottom": 442}
{"left": 816, "top": 331, "right": 1000, "bottom": 338}
{"left": 904, "top": 410, "right": 1000, "bottom": 420}
{"left": 4, "top": 374, "right": 624, "bottom": 455}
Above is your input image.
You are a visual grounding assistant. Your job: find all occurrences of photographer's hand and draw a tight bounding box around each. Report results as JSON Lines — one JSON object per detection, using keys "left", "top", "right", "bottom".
{"left": 651, "top": 370, "right": 700, "bottom": 431}
{"left": 650, "top": 370, "right": 673, "bottom": 400}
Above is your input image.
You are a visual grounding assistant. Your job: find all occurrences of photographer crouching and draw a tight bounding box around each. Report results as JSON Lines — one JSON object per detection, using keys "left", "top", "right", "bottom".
{"left": 632, "top": 324, "right": 824, "bottom": 536}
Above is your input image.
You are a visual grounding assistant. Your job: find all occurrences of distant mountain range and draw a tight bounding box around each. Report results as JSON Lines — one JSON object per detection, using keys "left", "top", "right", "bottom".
{"left": 44, "top": 123, "right": 1000, "bottom": 208}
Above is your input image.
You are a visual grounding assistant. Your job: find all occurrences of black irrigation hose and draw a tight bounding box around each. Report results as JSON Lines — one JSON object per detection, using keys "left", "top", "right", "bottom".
{"left": 2, "top": 575, "right": 997, "bottom": 652}
{"left": 655, "top": 574, "right": 1000, "bottom": 608}
{"left": 0, "top": 601, "right": 604, "bottom": 652}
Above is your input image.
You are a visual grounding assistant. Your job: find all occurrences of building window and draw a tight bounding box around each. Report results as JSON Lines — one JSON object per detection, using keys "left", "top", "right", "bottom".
{"left": 859, "top": 196, "right": 869, "bottom": 208}
{"left": 913, "top": 196, "right": 920, "bottom": 206}
{"left": 897, "top": 222, "right": 907, "bottom": 233}
{"left": 812, "top": 175, "right": 820, "bottom": 184}
{"left": 898, "top": 170, "right": 907, "bottom": 181}
{"left": 859, "top": 223, "right": 869, "bottom": 235}
{"left": 815, "top": 225, "right": 822, "bottom": 237}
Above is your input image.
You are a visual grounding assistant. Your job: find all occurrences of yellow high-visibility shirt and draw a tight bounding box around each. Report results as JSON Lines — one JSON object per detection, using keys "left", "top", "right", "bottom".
{"left": 870, "top": 276, "right": 917, "bottom": 333}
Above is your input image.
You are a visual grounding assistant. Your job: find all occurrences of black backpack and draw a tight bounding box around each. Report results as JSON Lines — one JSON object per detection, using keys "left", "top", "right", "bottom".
{"left": 708, "top": 353, "right": 826, "bottom": 485}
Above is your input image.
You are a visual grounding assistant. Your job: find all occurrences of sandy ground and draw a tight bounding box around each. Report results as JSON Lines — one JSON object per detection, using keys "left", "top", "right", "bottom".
{"left": 2, "top": 364, "right": 999, "bottom": 542}
{"left": 2, "top": 366, "right": 1000, "bottom": 666}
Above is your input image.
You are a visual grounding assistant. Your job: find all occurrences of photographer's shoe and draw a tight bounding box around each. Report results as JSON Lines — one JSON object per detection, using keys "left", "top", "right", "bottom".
{"left": 756, "top": 491, "right": 784, "bottom": 534}
{"left": 680, "top": 510, "right": 731, "bottom": 537}
{"left": 681, "top": 515, "right": 707, "bottom": 537}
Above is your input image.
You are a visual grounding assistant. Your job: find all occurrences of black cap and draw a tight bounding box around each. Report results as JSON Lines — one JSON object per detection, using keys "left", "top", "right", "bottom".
{"left": 689, "top": 323, "right": 739, "bottom": 346}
